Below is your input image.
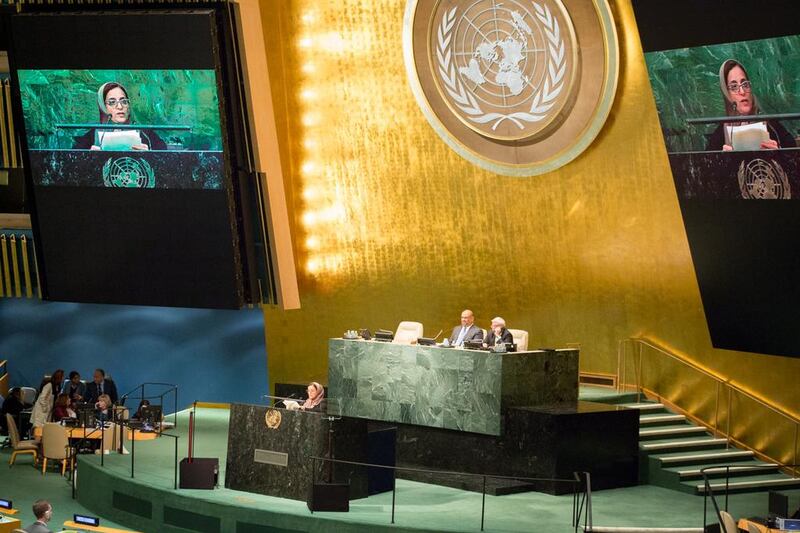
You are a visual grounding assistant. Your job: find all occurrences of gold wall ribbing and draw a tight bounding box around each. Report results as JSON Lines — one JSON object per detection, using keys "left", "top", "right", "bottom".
{"left": 259, "top": 0, "right": 800, "bottom": 426}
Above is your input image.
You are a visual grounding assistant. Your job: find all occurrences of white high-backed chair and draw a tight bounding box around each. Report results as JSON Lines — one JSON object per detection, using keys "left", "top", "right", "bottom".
{"left": 41, "top": 423, "right": 71, "bottom": 476}
{"left": 719, "top": 511, "right": 738, "bottom": 533}
{"left": 508, "top": 329, "right": 529, "bottom": 352}
{"left": 393, "top": 321, "right": 424, "bottom": 344}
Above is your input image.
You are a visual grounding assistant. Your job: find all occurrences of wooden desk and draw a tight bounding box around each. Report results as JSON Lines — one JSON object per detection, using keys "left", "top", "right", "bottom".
{"left": 0, "top": 515, "right": 22, "bottom": 533}
{"left": 34, "top": 426, "right": 106, "bottom": 440}
{"left": 63, "top": 520, "right": 142, "bottom": 533}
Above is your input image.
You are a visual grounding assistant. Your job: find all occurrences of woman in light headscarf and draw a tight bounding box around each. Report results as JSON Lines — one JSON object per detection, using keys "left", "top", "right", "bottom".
{"left": 706, "top": 59, "right": 796, "bottom": 151}
{"left": 72, "top": 82, "right": 166, "bottom": 151}
{"left": 301, "top": 382, "right": 326, "bottom": 411}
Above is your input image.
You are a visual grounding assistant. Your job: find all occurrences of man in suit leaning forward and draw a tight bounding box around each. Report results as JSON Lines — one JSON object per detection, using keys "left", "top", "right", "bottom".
{"left": 448, "top": 309, "right": 484, "bottom": 347}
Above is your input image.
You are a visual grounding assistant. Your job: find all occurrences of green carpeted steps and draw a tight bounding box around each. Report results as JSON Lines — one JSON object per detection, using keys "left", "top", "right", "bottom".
{"left": 639, "top": 413, "right": 688, "bottom": 427}
{"left": 626, "top": 400, "right": 800, "bottom": 496}
{"left": 691, "top": 473, "right": 800, "bottom": 495}
{"left": 639, "top": 425, "right": 708, "bottom": 440}
{"left": 640, "top": 436, "right": 729, "bottom": 454}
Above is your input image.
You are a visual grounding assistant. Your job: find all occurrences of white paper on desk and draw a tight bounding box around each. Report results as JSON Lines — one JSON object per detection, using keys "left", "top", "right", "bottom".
{"left": 97, "top": 129, "right": 142, "bottom": 151}
{"left": 730, "top": 122, "right": 769, "bottom": 151}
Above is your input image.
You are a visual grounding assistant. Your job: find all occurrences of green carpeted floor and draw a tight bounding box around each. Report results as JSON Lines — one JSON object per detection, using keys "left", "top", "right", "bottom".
{"left": 0, "top": 443, "right": 127, "bottom": 530}
{"left": 4, "top": 398, "right": 800, "bottom": 532}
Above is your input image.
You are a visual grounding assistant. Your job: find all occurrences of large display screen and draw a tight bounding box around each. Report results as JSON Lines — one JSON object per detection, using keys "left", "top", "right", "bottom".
{"left": 633, "top": 0, "right": 800, "bottom": 357}
{"left": 10, "top": 9, "right": 250, "bottom": 309}
{"left": 18, "top": 69, "right": 223, "bottom": 189}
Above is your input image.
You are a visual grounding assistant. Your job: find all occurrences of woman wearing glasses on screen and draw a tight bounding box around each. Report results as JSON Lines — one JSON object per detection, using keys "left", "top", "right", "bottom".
{"left": 706, "top": 60, "right": 796, "bottom": 151}
{"left": 72, "top": 82, "right": 167, "bottom": 151}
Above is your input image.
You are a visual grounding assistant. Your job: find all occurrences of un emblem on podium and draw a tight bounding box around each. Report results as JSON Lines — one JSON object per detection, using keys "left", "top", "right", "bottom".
{"left": 102, "top": 157, "right": 155, "bottom": 188}
{"left": 404, "top": 0, "right": 619, "bottom": 176}
{"left": 265, "top": 408, "right": 282, "bottom": 430}
{"left": 737, "top": 159, "right": 791, "bottom": 199}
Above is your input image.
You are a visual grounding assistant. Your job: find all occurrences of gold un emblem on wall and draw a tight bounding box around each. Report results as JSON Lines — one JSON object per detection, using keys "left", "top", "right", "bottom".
{"left": 403, "top": 0, "right": 619, "bottom": 176}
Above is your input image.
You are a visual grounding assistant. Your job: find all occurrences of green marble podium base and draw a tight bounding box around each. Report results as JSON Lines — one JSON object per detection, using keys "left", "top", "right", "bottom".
{"left": 328, "top": 339, "right": 578, "bottom": 436}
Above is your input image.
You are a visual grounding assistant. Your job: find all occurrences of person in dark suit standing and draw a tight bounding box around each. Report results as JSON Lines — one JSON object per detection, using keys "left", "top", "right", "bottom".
{"left": 483, "top": 317, "right": 514, "bottom": 347}
{"left": 85, "top": 368, "right": 118, "bottom": 405}
{"left": 23, "top": 500, "right": 53, "bottom": 533}
{"left": 447, "top": 309, "right": 484, "bottom": 347}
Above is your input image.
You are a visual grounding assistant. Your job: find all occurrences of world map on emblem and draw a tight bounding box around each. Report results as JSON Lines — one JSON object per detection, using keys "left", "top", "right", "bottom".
{"left": 434, "top": 0, "right": 577, "bottom": 140}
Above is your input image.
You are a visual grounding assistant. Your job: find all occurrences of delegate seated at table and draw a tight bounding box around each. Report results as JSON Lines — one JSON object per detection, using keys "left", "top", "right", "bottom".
{"left": 447, "top": 309, "right": 484, "bottom": 347}
{"left": 483, "top": 317, "right": 514, "bottom": 347}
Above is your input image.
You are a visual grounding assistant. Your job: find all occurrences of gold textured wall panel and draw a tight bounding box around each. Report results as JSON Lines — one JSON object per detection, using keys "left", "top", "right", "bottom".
{"left": 259, "top": 0, "right": 800, "bottom": 445}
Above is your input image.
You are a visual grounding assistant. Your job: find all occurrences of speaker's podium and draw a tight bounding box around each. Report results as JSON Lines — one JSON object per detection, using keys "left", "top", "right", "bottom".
{"left": 224, "top": 403, "right": 369, "bottom": 507}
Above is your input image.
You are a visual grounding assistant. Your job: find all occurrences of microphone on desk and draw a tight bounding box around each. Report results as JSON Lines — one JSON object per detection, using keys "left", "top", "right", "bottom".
{"left": 432, "top": 329, "right": 443, "bottom": 341}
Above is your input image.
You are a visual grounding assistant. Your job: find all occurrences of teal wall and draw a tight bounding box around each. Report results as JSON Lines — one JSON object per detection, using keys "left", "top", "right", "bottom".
{"left": 0, "top": 298, "right": 267, "bottom": 407}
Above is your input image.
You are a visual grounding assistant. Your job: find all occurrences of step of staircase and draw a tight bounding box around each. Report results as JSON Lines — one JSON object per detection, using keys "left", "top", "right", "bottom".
{"left": 654, "top": 449, "right": 755, "bottom": 467}
{"left": 620, "top": 402, "right": 667, "bottom": 412}
{"left": 668, "top": 460, "right": 779, "bottom": 481}
{"left": 639, "top": 413, "right": 687, "bottom": 426}
{"left": 690, "top": 473, "right": 800, "bottom": 494}
{"left": 640, "top": 437, "right": 727, "bottom": 453}
{"left": 639, "top": 425, "right": 707, "bottom": 440}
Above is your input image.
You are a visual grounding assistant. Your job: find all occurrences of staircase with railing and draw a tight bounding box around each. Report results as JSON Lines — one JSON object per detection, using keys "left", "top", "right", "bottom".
{"left": 615, "top": 337, "right": 800, "bottom": 495}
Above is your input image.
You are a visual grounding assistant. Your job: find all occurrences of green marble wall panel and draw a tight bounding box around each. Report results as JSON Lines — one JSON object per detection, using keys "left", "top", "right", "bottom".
{"left": 328, "top": 339, "right": 579, "bottom": 436}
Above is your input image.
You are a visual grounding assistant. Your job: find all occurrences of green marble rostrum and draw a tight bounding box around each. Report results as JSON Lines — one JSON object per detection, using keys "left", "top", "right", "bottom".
{"left": 328, "top": 339, "right": 579, "bottom": 436}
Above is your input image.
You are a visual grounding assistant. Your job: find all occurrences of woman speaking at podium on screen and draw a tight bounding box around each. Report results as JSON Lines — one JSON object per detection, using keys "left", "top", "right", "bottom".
{"left": 72, "top": 82, "right": 167, "bottom": 151}
{"left": 706, "top": 59, "right": 796, "bottom": 151}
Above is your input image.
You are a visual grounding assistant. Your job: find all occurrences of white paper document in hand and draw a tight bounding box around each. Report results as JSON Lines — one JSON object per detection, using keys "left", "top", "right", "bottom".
{"left": 730, "top": 122, "right": 769, "bottom": 151}
{"left": 98, "top": 129, "right": 143, "bottom": 151}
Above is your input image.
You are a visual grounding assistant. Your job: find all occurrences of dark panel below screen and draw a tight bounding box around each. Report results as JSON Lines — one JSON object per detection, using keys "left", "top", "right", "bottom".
{"left": 680, "top": 200, "right": 800, "bottom": 358}
{"left": 632, "top": 0, "right": 800, "bottom": 52}
{"left": 34, "top": 187, "right": 241, "bottom": 309}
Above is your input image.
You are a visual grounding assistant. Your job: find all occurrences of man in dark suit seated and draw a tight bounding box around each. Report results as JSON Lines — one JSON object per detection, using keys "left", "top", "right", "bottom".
{"left": 84, "top": 368, "right": 118, "bottom": 405}
{"left": 23, "top": 499, "right": 53, "bottom": 533}
{"left": 484, "top": 317, "right": 514, "bottom": 347}
{"left": 447, "top": 309, "right": 484, "bottom": 347}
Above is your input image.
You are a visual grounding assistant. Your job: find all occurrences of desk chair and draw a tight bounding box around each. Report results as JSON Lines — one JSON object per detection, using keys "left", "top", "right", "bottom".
{"left": 393, "top": 321, "right": 423, "bottom": 345}
{"left": 719, "top": 510, "right": 738, "bottom": 533}
{"left": 507, "top": 329, "right": 529, "bottom": 352}
{"left": 19, "top": 387, "right": 36, "bottom": 407}
{"left": 41, "top": 422, "right": 71, "bottom": 476}
{"left": 5, "top": 414, "right": 37, "bottom": 467}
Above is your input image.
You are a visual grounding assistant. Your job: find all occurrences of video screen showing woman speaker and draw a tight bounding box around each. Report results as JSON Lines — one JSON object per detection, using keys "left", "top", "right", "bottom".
{"left": 17, "top": 69, "right": 224, "bottom": 189}
{"left": 642, "top": 35, "right": 800, "bottom": 201}
{"left": 633, "top": 0, "right": 800, "bottom": 359}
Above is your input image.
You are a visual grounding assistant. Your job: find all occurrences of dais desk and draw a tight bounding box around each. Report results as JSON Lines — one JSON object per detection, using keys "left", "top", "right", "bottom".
{"left": 328, "top": 339, "right": 579, "bottom": 436}
{"left": 63, "top": 520, "right": 142, "bottom": 533}
{"left": 0, "top": 515, "right": 21, "bottom": 533}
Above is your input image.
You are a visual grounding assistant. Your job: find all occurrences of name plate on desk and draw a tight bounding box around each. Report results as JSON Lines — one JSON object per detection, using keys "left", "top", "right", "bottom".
{"left": 327, "top": 339, "right": 579, "bottom": 436}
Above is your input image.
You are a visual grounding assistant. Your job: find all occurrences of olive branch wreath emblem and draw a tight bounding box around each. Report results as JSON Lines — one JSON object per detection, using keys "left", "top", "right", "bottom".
{"left": 436, "top": 3, "right": 567, "bottom": 131}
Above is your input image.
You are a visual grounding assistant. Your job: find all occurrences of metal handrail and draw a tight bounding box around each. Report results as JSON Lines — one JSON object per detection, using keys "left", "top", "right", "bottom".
{"left": 620, "top": 337, "right": 798, "bottom": 423}
{"left": 619, "top": 337, "right": 800, "bottom": 476}
{"left": 309, "top": 455, "right": 592, "bottom": 532}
